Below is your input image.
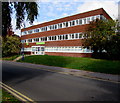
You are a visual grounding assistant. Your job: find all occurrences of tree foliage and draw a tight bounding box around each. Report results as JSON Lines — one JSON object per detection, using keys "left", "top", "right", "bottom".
{"left": 84, "top": 19, "right": 120, "bottom": 60}
{"left": 2, "top": 36, "right": 21, "bottom": 57}
{"left": 2, "top": 2, "right": 38, "bottom": 36}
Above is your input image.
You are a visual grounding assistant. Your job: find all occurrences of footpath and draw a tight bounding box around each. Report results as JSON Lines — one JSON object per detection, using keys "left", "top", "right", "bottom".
{"left": 2, "top": 60, "right": 120, "bottom": 83}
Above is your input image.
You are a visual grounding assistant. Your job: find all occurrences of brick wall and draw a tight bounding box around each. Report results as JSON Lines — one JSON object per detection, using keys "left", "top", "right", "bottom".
{"left": 23, "top": 39, "right": 84, "bottom": 48}
{"left": 21, "top": 8, "right": 112, "bottom": 32}
{"left": 21, "top": 24, "right": 88, "bottom": 40}
{"left": 45, "top": 52, "right": 92, "bottom": 57}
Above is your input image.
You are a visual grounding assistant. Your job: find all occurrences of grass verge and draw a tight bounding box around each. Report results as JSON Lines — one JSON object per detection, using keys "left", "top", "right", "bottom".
{"left": 2, "top": 89, "right": 21, "bottom": 102}
{"left": 18, "top": 55, "right": 120, "bottom": 75}
{"left": 2, "top": 55, "right": 20, "bottom": 61}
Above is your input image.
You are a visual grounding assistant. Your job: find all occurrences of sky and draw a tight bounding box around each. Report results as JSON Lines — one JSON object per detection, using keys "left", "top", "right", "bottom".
{"left": 11, "top": 0, "right": 119, "bottom": 36}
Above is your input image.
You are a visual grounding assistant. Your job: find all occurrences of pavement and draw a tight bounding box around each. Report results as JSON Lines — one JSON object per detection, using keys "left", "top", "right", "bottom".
{"left": 3, "top": 60, "right": 120, "bottom": 83}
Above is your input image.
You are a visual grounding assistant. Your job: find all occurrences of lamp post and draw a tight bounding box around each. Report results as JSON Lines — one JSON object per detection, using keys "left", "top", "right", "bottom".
{"left": 21, "top": 23, "right": 25, "bottom": 61}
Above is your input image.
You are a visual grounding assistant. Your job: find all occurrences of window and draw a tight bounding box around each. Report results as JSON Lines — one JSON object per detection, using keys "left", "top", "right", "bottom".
{"left": 94, "top": 16, "right": 96, "bottom": 20}
{"left": 28, "top": 30, "right": 32, "bottom": 34}
{"left": 55, "top": 25, "right": 57, "bottom": 29}
{"left": 57, "top": 35, "right": 60, "bottom": 40}
{"left": 66, "top": 22, "right": 69, "bottom": 27}
{"left": 79, "top": 33, "right": 82, "bottom": 38}
{"left": 46, "top": 26, "right": 49, "bottom": 31}
{"left": 63, "top": 35, "right": 65, "bottom": 40}
{"left": 22, "top": 31, "right": 27, "bottom": 35}
{"left": 34, "top": 38, "right": 39, "bottom": 42}
{"left": 87, "top": 17, "right": 90, "bottom": 24}
{"left": 75, "top": 33, "right": 78, "bottom": 38}
{"left": 52, "top": 36, "right": 54, "bottom": 40}
{"left": 60, "top": 35, "right": 62, "bottom": 40}
{"left": 91, "top": 16, "right": 94, "bottom": 21}
{"left": 72, "top": 33, "right": 74, "bottom": 39}
{"left": 72, "top": 20, "right": 75, "bottom": 26}
{"left": 39, "top": 28, "right": 42, "bottom": 32}
{"left": 79, "top": 19, "right": 82, "bottom": 25}
{"left": 45, "top": 37, "right": 47, "bottom": 41}
{"left": 50, "top": 25, "right": 52, "bottom": 30}
{"left": 78, "top": 46, "right": 82, "bottom": 51}
{"left": 76, "top": 19, "right": 79, "bottom": 25}
{"left": 21, "top": 40, "right": 24, "bottom": 43}
{"left": 54, "top": 36, "right": 57, "bottom": 40}
{"left": 63, "top": 22, "right": 66, "bottom": 27}
{"left": 70, "top": 21, "right": 72, "bottom": 26}
{"left": 83, "top": 18, "right": 86, "bottom": 24}
{"left": 41, "top": 27, "right": 44, "bottom": 31}
{"left": 65, "top": 35, "right": 68, "bottom": 39}
{"left": 96, "top": 15, "right": 100, "bottom": 19}
{"left": 48, "top": 36, "right": 52, "bottom": 41}
{"left": 53, "top": 25, "right": 55, "bottom": 30}
{"left": 34, "top": 29, "right": 39, "bottom": 33}
{"left": 28, "top": 39, "right": 32, "bottom": 43}
{"left": 100, "top": 15, "right": 106, "bottom": 20}
{"left": 60, "top": 23, "right": 62, "bottom": 28}
{"left": 45, "top": 27, "right": 47, "bottom": 31}
{"left": 69, "top": 34, "right": 72, "bottom": 39}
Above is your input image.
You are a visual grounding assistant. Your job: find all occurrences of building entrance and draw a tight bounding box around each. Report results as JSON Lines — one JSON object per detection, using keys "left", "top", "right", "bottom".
{"left": 32, "top": 46, "right": 45, "bottom": 55}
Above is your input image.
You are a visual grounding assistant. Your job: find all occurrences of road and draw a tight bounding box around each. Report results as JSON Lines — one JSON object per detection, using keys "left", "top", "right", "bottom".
{"left": 1, "top": 61, "right": 119, "bottom": 101}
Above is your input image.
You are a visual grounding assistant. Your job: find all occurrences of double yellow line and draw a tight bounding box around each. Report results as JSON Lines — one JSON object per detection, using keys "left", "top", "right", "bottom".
{"left": 0, "top": 82, "right": 36, "bottom": 103}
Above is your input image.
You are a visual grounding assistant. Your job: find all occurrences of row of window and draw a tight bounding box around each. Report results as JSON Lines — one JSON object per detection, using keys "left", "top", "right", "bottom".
{"left": 23, "top": 46, "right": 92, "bottom": 53}
{"left": 21, "top": 32, "right": 86, "bottom": 43}
{"left": 45, "top": 46, "right": 92, "bottom": 53}
{"left": 22, "top": 15, "right": 106, "bottom": 35}
{"left": 23, "top": 48, "right": 32, "bottom": 51}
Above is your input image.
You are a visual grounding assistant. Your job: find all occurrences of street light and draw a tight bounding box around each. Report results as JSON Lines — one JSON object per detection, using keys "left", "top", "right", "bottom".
{"left": 21, "top": 23, "right": 25, "bottom": 61}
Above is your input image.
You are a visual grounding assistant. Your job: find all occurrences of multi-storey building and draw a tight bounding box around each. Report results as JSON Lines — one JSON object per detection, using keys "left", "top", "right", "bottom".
{"left": 21, "top": 8, "right": 112, "bottom": 57}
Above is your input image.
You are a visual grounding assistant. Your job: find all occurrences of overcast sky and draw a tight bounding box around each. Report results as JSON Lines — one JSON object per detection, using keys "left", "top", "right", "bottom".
{"left": 11, "top": 0, "right": 119, "bottom": 36}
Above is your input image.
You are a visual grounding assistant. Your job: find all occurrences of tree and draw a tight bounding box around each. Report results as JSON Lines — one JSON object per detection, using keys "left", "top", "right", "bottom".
{"left": 2, "top": 35, "right": 21, "bottom": 57}
{"left": 104, "top": 20, "right": 120, "bottom": 59}
{"left": 2, "top": 2, "right": 38, "bottom": 37}
{"left": 83, "top": 19, "right": 119, "bottom": 59}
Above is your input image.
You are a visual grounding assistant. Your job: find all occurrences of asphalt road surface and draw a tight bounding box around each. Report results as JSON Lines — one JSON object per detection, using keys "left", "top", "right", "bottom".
{"left": 2, "top": 61, "right": 119, "bottom": 101}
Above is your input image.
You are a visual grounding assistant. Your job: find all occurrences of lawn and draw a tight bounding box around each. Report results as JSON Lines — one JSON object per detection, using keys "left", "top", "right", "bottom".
{"left": 1, "top": 89, "right": 21, "bottom": 102}
{"left": 2, "top": 55, "right": 20, "bottom": 61}
{"left": 18, "top": 55, "right": 120, "bottom": 75}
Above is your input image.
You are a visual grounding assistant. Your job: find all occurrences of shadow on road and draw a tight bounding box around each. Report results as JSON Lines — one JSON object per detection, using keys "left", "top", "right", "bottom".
{"left": 2, "top": 61, "right": 54, "bottom": 85}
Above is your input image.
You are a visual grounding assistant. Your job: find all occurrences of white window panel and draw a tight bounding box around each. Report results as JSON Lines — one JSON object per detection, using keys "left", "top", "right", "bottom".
{"left": 91, "top": 16, "right": 94, "bottom": 21}
{"left": 60, "top": 23, "right": 63, "bottom": 28}
{"left": 54, "top": 24, "right": 57, "bottom": 29}
{"left": 22, "top": 32, "right": 24, "bottom": 35}
{"left": 75, "top": 33, "right": 78, "bottom": 39}
{"left": 94, "top": 16, "right": 96, "bottom": 20}
{"left": 62, "top": 22, "right": 65, "bottom": 28}
{"left": 69, "top": 34, "right": 72, "bottom": 39}
{"left": 79, "top": 19, "right": 82, "bottom": 25}
{"left": 87, "top": 17, "right": 90, "bottom": 24}
{"left": 83, "top": 18, "right": 87, "bottom": 24}
{"left": 96, "top": 15, "right": 100, "bottom": 19}
{"left": 76, "top": 19, "right": 79, "bottom": 25}
{"left": 74, "top": 20, "right": 77, "bottom": 25}
{"left": 47, "top": 26, "right": 50, "bottom": 31}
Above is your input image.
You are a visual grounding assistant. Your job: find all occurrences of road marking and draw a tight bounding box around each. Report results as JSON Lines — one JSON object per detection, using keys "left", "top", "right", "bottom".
{"left": 2, "top": 61, "right": 120, "bottom": 84}
{"left": 71, "top": 74, "right": 120, "bottom": 84}
{"left": 0, "top": 82, "right": 36, "bottom": 103}
{"left": 2, "top": 85, "right": 27, "bottom": 102}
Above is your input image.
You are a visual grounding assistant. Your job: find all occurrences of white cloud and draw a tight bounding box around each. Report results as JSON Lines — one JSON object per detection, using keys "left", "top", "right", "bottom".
{"left": 57, "top": 7, "right": 63, "bottom": 11}
{"left": 76, "top": 0, "right": 118, "bottom": 20}
{"left": 62, "top": 13, "right": 69, "bottom": 17}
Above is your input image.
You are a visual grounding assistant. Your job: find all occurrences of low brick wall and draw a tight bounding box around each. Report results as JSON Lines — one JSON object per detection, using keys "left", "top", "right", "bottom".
{"left": 24, "top": 52, "right": 31, "bottom": 55}
{"left": 45, "top": 52, "right": 92, "bottom": 57}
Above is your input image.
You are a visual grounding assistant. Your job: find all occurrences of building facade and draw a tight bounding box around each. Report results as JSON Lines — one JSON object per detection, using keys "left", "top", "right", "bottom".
{"left": 21, "top": 8, "right": 112, "bottom": 57}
